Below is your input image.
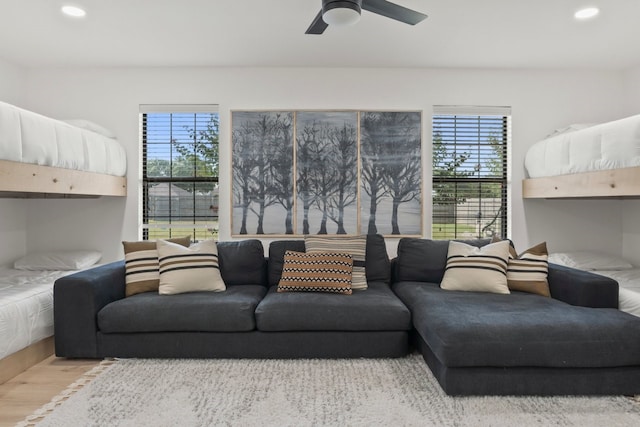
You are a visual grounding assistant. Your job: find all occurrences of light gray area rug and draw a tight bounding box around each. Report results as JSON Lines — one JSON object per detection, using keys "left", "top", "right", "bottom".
{"left": 22, "top": 355, "right": 640, "bottom": 427}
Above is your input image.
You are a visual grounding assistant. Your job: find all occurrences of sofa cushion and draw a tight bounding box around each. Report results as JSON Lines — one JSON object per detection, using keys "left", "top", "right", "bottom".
{"left": 255, "top": 282, "right": 411, "bottom": 332}
{"left": 365, "top": 234, "right": 391, "bottom": 284}
{"left": 305, "top": 235, "right": 367, "bottom": 290}
{"left": 277, "top": 251, "right": 353, "bottom": 295}
{"left": 392, "top": 281, "right": 640, "bottom": 368}
{"left": 440, "top": 240, "right": 510, "bottom": 294}
{"left": 268, "top": 240, "right": 306, "bottom": 286}
{"left": 217, "top": 239, "right": 266, "bottom": 286}
{"left": 396, "top": 238, "right": 490, "bottom": 283}
{"left": 157, "top": 239, "right": 226, "bottom": 295}
{"left": 98, "top": 285, "right": 267, "bottom": 333}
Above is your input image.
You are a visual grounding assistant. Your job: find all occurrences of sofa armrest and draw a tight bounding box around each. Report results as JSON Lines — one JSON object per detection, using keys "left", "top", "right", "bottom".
{"left": 54, "top": 261, "right": 126, "bottom": 358}
{"left": 548, "top": 263, "right": 618, "bottom": 308}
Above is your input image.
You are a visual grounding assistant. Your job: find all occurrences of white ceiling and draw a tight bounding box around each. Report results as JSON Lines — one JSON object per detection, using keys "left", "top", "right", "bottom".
{"left": 1, "top": 0, "right": 639, "bottom": 70}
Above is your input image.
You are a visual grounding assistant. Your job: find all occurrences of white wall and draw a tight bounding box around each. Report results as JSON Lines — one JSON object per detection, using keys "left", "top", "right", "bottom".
{"left": 0, "top": 58, "right": 27, "bottom": 266}
{"left": 621, "top": 65, "right": 640, "bottom": 265}
{"left": 23, "top": 66, "right": 626, "bottom": 260}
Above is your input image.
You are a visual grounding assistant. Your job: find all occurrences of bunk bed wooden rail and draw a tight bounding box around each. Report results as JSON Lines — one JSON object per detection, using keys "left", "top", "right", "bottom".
{"left": 522, "top": 166, "right": 640, "bottom": 199}
{"left": 0, "top": 160, "right": 127, "bottom": 198}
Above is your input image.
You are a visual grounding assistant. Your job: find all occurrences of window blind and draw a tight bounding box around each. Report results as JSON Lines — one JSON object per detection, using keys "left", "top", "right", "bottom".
{"left": 140, "top": 106, "right": 219, "bottom": 241}
{"left": 432, "top": 108, "right": 510, "bottom": 240}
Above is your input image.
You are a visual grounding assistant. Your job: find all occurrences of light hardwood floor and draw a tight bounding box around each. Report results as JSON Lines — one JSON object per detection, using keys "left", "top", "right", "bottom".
{"left": 0, "top": 356, "right": 100, "bottom": 427}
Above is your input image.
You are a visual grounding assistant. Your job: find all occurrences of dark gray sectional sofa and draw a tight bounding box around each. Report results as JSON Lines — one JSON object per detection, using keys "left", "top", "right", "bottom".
{"left": 54, "top": 236, "right": 640, "bottom": 396}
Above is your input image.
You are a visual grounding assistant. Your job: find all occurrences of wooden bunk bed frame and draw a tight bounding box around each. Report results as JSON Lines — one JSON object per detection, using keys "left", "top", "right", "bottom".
{"left": 0, "top": 159, "right": 127, "bottom": 198}
{"left": 522, "top": 166, "right": 640, "bottom": 199}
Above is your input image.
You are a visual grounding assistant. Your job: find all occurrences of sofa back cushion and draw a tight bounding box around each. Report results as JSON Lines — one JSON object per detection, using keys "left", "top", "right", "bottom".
{"left": 396, "top": 238, "right": 491, "bottom": 283}
{"left": 216, "top": 239, "right": 267, "bottom": 286}
{"left": 267, "top": 234, "right": 390, "bottom": 287}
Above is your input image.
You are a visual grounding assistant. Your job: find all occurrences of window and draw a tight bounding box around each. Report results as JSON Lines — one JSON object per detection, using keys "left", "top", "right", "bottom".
{"left": 140, "top": 105, "right": 219, "bottom": 241}
{"left": 432, "top": 106, "right": 510, "bottom": 240}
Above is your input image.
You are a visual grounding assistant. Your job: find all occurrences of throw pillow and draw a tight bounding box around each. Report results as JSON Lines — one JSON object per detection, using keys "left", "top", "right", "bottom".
{"left": 304, "top": 235, "right": 367, "bottom": 290}
{"left": 157, "top": 239, "right": 226, "bottom": 295}
{"left": 122, "top": 236, "right": 191, "bottom": 297}
{"left": 277, "top": 250, "right": 353, "bottom": 295}
{"left": 440, "top": 240, "right": 511, "bottom": 294}
{"left": 506, "top": 242, "right": 550, "bottom": 297}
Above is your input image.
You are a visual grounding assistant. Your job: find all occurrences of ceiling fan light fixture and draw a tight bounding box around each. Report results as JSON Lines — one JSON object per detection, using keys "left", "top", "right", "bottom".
{"left": 322, "top": 0, "right": 361, "bottom": 27}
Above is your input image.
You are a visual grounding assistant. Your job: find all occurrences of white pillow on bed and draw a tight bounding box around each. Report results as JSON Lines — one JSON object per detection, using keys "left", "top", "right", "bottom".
{"left": 62, "top": 119, "right": 116, "bottom": 139}
{"left": 14, "top": 250, "right": 102, "bottom": 271}
{"left": 548, "top": 251, "right": 634, "bottom": 271}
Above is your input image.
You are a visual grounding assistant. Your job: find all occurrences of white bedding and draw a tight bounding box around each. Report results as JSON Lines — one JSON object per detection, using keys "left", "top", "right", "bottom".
{"left": 595, "top": 269, "right": 640, "bottom": 318}
{"left": 0, "top": 268, "right": 76, "bottom": 360}
{"left": 525, "top": 114, "right": 640, "bottom": 178}
{"left": 0, "top": 101, "right": 126, "bottom": 176}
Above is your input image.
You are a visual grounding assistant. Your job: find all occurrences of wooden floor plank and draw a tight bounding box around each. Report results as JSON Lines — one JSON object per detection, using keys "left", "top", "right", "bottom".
{"left": 0, "top": 355, "right": 99, "bottom": 427}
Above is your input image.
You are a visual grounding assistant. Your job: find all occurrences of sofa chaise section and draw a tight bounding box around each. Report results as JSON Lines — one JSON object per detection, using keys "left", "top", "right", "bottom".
{"left": 392, "top": 237, "right": 640, "bottom": 396}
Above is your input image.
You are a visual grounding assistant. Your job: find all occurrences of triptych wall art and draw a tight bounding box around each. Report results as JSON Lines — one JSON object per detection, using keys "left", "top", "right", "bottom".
{"left": 231, "top": 110, "right": 422, "bottom": 236}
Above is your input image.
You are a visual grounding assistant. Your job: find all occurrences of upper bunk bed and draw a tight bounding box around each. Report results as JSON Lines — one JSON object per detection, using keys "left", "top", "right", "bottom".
{"left": 0, "top": 101, "right": 127, "bottom": 198}
{"left": 522, "top": 114, "right": 640, "bottom": 199}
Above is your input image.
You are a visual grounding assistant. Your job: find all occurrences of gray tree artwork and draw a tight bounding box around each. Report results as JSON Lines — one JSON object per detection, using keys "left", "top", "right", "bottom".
{"left": 296, "top": 111, "right": 358, "bottom": 234}
{"left": 232, "top": 111, "right": 293, "bottom": 235}
{"left": 360, "top": 111, "right": 422, "bottom": 235}
{"left": 231, "top": 110, "right": 421, "bottom": 236}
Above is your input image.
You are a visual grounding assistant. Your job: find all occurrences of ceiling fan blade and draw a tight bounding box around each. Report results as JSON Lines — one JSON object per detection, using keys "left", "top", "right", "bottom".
{"left": 361, "top": 0, "right": 427, "bottom": 25}
{"left": 305, "top": 10, "right": 329, "bottom": 34}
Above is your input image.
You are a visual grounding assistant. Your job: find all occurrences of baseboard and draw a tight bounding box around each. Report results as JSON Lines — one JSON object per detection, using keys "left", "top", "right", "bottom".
{"left": 0, "top": 336, "right": 54, "bottom": 384}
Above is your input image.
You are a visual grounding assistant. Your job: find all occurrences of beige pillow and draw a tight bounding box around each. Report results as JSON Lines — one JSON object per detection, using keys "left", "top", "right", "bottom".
{"left": 507, "top": 242, "right": 550, "bottom": 297}
{"left": 123, "top": 236, "right": 191, "bottom": 297}
{"left": 440, "top": 240, "right": 511, "bottom": 294}
{"left": 277, "top": 251, "right": 353, "bottom": 295}
{"left": 157, "top": 239, "right": 226, "bottom": 295}
{"left": 304, "top": 235, "right": 367, "bottom": 290}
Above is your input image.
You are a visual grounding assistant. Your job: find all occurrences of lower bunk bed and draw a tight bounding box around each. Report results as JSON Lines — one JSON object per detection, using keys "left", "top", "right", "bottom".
{"left": 0, "top": 252, "right": 101, "bottom": 384}
{"left": 548, "top": 251, "right": 640, "bottom": 318}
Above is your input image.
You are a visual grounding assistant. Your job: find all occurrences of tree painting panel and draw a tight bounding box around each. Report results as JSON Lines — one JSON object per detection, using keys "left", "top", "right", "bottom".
{"left": 296, "top": 111, "right": 358, "bottom": 235}
{"left": 231, "top": 111, "right": 294, "bottom": 235}
{"left": 360, "top": 111, "right": 422, "bottom": 235}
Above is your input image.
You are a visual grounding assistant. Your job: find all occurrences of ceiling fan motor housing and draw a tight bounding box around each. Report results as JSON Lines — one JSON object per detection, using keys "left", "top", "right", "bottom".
{"left": 322, "top": 0, "right": 362, "bottom": 15}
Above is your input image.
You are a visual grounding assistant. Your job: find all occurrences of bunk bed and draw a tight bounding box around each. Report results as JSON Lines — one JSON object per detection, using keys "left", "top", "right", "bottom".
{"left": 0, "top": 101, "right": 127, "bottom": 197}
{"left": 522, "top": 114, "right": 640, "bottom": 198}
{"left": 0, "top": 251, "right": 102, "bottom": 384}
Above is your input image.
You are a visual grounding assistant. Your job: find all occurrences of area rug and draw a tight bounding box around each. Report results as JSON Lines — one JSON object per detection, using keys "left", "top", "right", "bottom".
{"left": 20, "top": 355, "right": 640, "bottom": 427}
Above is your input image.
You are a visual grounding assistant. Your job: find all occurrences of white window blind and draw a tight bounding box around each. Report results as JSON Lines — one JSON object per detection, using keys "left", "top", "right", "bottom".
{"left": 432, "top": 106, "right": 510, "bottom": 240}
{"left": 140, "top": 105, "right": 219, "bottom": 241}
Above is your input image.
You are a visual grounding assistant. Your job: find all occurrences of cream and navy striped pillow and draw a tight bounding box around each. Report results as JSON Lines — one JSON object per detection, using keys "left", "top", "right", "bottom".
{"left": 157, "top": 239, "right": 226, "bottom": 295}
{"left": 507, "top": 242, "right": 550, "bottom": 297}
{"left": 304, "top": 235, "right": 367, "bottom": 290}
{"left": 123, "top": 236, "right": 191, "bottom": 297}
{"left": 277, "top": 251, "right": 353, "bottom": 295}
{"left": 440, "top": 240, "right": 511, "bottom": 294}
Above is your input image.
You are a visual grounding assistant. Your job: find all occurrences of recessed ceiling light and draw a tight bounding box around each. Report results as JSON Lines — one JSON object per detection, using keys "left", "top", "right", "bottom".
{"left": 61, "top": 5, "right": 87, "bottom": 18}
{"left": 574, "top": 7, "right": 599, "bottom": 20}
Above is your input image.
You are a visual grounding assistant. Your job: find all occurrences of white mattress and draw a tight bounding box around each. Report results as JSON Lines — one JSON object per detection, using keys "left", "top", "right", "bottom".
{"left": 0, "top": 101, "right": 126, "bottom": 176}
{"left": 596, "top": 269, "right": 640, "bottom": 318}
{"left": 0, "top": 268, "right": 75, "bottom": 360}
{"left": 525, "top": 114, "right": 640, "bottom": 178}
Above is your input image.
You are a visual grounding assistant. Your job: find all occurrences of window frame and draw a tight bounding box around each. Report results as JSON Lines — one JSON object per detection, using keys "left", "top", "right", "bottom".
{"left": 431, "top": 106, "right": 510, "bottom": 240}
{"left": 140, "top": 105, "right": 220, "bottom": 241}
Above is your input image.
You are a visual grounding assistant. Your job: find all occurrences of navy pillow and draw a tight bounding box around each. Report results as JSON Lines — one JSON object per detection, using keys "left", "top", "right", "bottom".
{"left": 268, "top": 240, "right": 306, "bottom": 287}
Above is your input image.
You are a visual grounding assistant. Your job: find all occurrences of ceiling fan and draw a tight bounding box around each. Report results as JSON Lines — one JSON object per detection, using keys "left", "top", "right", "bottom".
{"left": 306, "top": 0, "right": 427, "bottom": 35}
